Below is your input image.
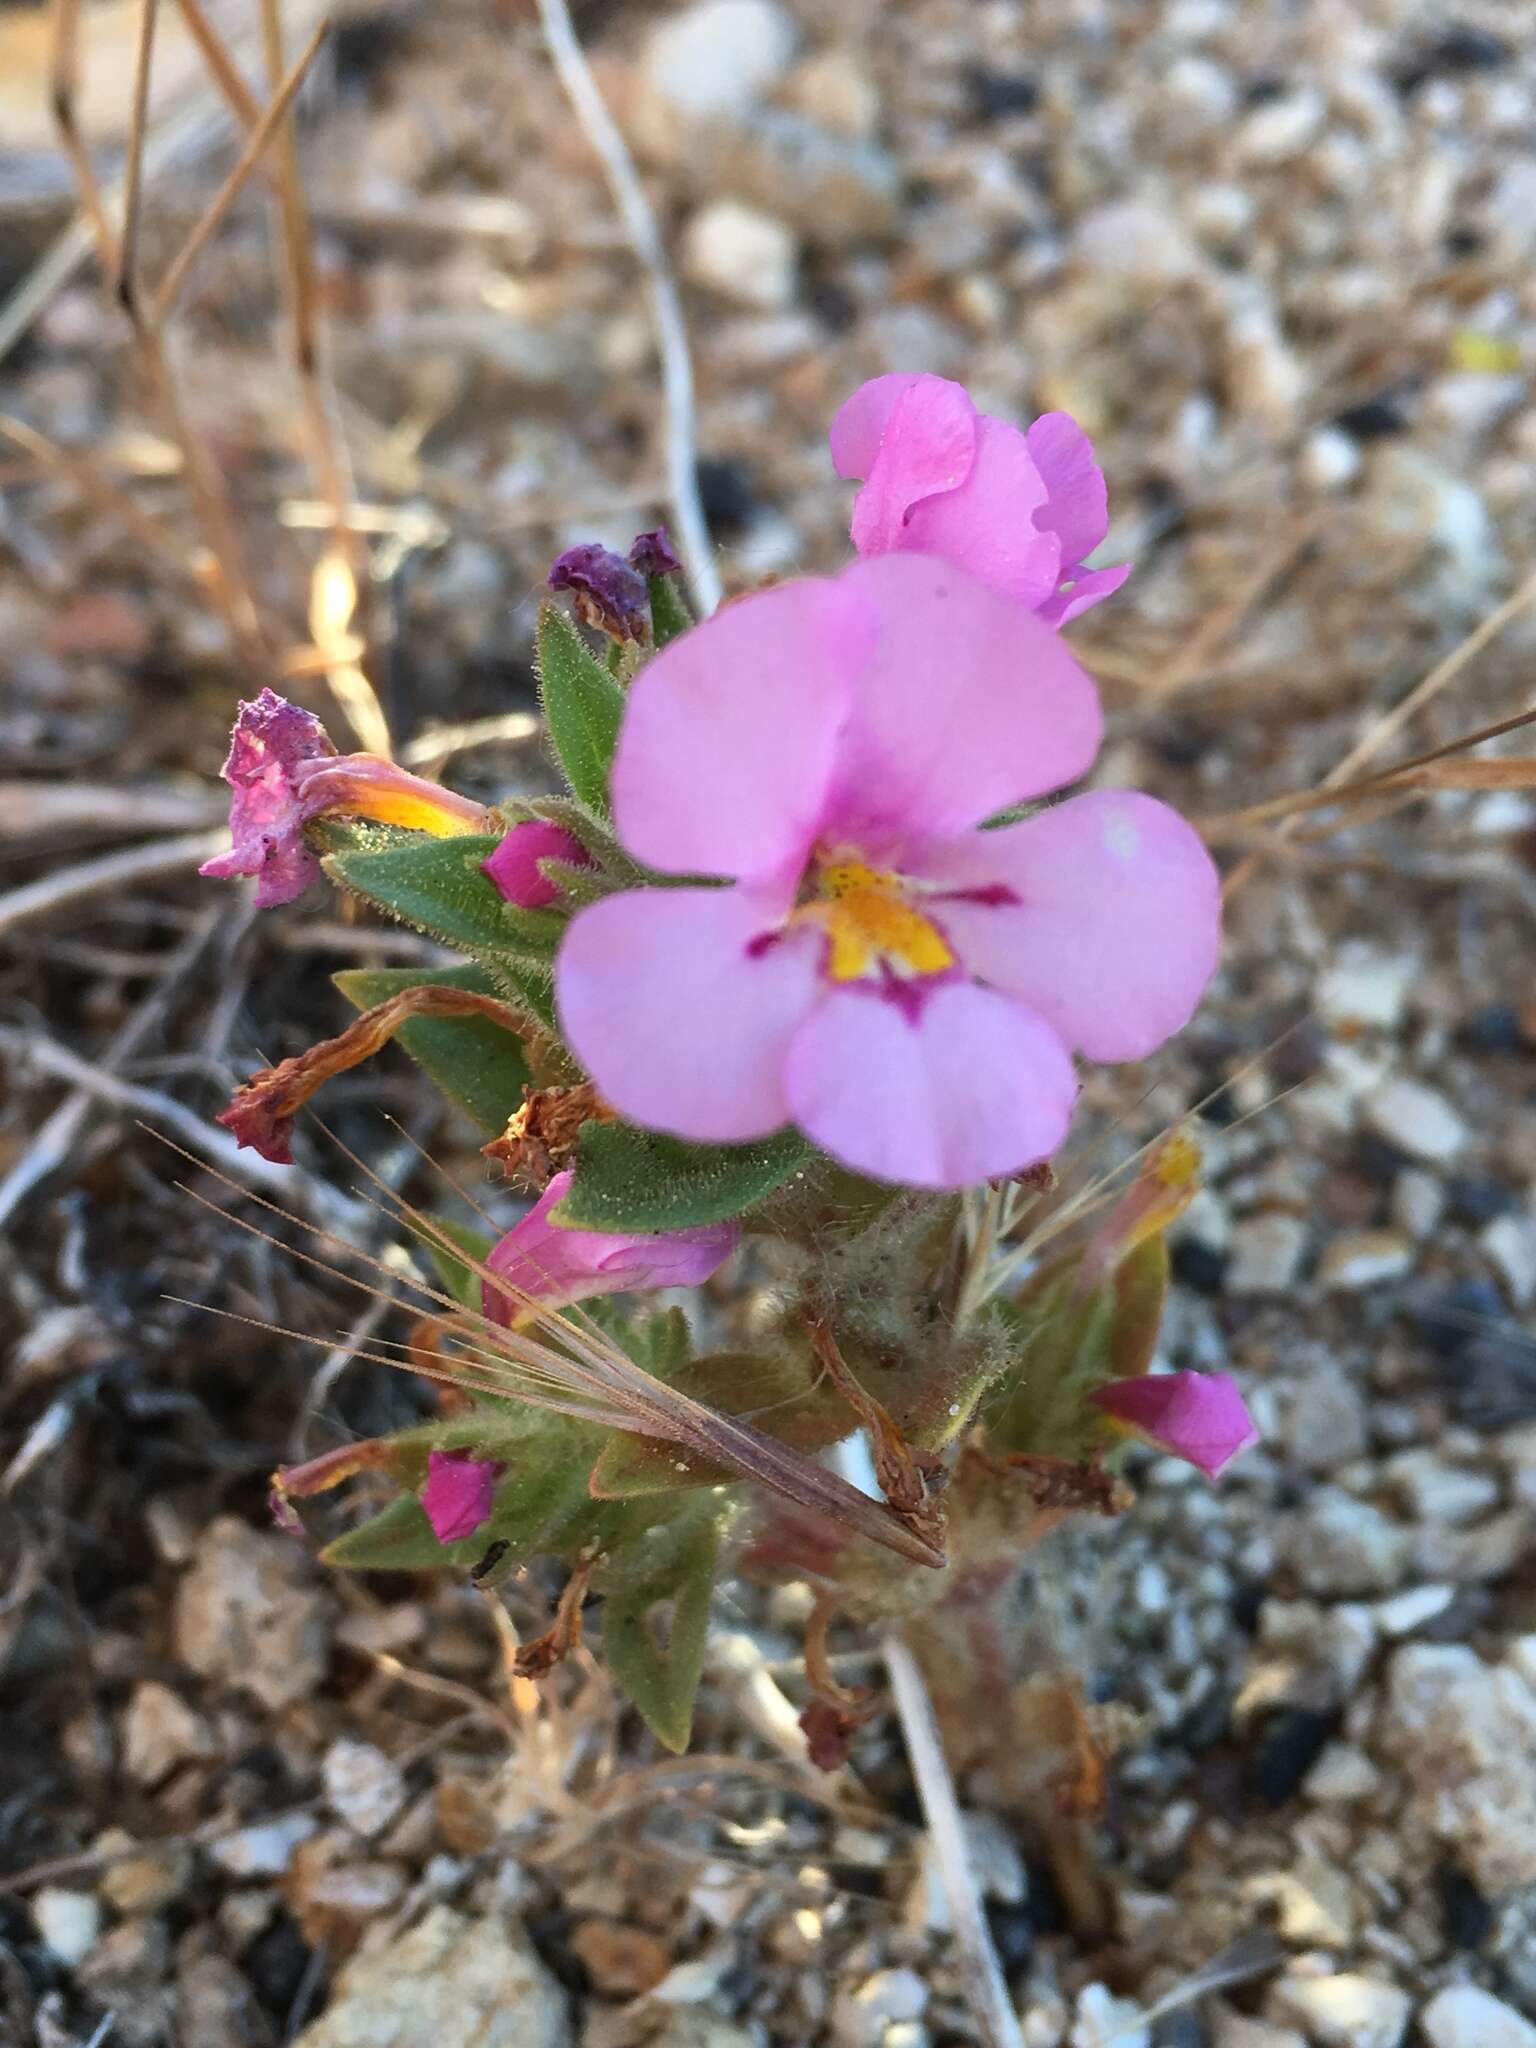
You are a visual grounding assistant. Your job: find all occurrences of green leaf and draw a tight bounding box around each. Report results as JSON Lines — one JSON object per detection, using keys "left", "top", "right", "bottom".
{"left": 537, "top": 602, "right": 626, "bottom": 813}
{"left": 328, "top": 835, "right": 543, "bottom": 956}
{"left": 334, "top": 963, "right": 530, "bottom": 1133}
{"left": 556, "top": 1121, "right": 813, "bottom": 1232}
{"left": 600, "top": 1498, "right": 731, "bottom": 1752}
{"left": 419, "top": 1214, "right": 497, "bottom": 1310}
{"left": 323, "top": 1496, "right": 448, "bottom": 1571}
{"left": 647, "top": 574, "right": 693, "bottom": 648}
{"left": 1108, "top": 1235, "right": 1170, "bottom": 1381}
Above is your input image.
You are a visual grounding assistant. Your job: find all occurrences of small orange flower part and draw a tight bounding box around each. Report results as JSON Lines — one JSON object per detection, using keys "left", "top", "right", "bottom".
{"left": 200, "top": 688, "right": 490, "bottom": 908}
{"left": 1077, "top": 1128, "right": 1201, "bottom": 1291}
{"left": 219, "top": 985, "right": 535, "bottom": 1162}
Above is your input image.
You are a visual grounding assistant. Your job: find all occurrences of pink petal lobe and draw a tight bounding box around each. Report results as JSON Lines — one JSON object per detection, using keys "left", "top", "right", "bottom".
{"left": 610, "top": 578, "right": 863, "bottom": 881}
{"left": 199, "top": 687, "right": 336, "bottom": 907}
{"left": 1091, "top": 1370, "right": 1258, "bottom": 1478}
{"left": 482, "top": 1170, "right": 737, "bottom": 1317}
{"left": 822, "top": 555, "right": 1103, "bottom": 842}
{"left": 830, "top": 373, "right": 935, "bottom": 478}
{"left": 897, "top": 415, "right": 1062, "bottom": 611}
{"left": 1035, "top": 561, "right": 1132, "bottom": 629}
{"left": 845, "top": 377, "right": 979, "bottom": 554}
{"left": 483, "top": 820, "right": 591, "bottom": 908}
{"left": 557, "top": 885, "right": 819, "bottom": 1142}
{"left": 1026, "top": 411, "right": 1110, "bottom": 567}
{"left": 916, "top": 791, "right": 1221, "bottom": 1062}
{"left": 422, "top": 1449, "right": 503, "bottom": 1543}
{"left": 782, "top": 981, "right": 1078, "bottom": 1189}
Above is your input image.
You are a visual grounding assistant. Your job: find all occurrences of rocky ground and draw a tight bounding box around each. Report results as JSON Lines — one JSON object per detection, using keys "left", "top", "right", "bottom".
{"left": 2, "top": 0, "right": 1536, "bottom": 2043}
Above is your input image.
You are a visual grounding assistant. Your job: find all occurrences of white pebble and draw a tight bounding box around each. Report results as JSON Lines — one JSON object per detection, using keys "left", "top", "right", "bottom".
{"left": 1365, "top": 1078, "right": 1468, "bottom": 1164}
{"left": 642, "top": 0, "right": 796, "bottom": 122}
{"left": 682, "top": 200, "right": 799, "bottom": 308}
{"left": 1421, "top": 1985, "right": 1536, "bottom": 2048}
{"left": 33, "top": 1888, "right": 102, "bottom": 1967}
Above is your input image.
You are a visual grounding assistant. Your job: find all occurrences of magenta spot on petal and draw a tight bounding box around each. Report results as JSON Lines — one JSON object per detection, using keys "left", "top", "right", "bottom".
{"left": 422, "top": 1449, "right": 504, "bottom": 1544}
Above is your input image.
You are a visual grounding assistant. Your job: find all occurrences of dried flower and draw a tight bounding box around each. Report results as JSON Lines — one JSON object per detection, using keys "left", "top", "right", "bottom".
{"left": 481, "top": 1169, "right": 738, "bottom": 1318}
{"left": 830, "top": 374, "right": 1131, "bottom": 626}
{"left": 200, "top": 688, "right": 490, "bottom": 907}
{"left": 422, "top": 1448, "right": 504, "bottom": 1542}
{"left": 628, "top": 527, "right": 683, "bottom": 578}
{"left": 557, "top": 556, "right": 1220, "bottom": 1188}
{"left": 483, "top": 819, "right": 594, "bottom": 909}
{"left": 549, "top": 542, "right": 652, "bottom": 641}
{"left": 1091, "top": 1370, "right": 1258, "bottom": 1478}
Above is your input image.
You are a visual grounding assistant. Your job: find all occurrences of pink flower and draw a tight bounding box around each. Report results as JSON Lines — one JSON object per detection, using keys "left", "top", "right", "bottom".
{"left": 422, "top": 1448, "right": 504, "bottom": 1542}
{"left": 200, "top": 688, "right": 491, "bottom": 908}
{"left": 830, "top": 374, "right": 1131, "bottom": 626}
{"left": 483, "top": 820, "right": 594, "bottom": 910}
{"left": 482, "top": 1170, "right": 737, "bottom": 1319}
{"left": 555, "top": 556, "right": 1220, "bottom": 1189}
{"left": 1091, "top": 1370, "right": 1258, "bottom": 1478}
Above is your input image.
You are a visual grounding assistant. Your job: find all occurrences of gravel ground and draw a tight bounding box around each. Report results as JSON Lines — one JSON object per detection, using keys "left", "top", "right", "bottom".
{"left": 2, "top": 1, "right": 1536, "bottom": 2044}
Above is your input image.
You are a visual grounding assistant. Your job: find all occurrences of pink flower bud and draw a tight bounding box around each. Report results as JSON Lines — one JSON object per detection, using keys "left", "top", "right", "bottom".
{"left": 1091, "top": 1370, "right": 1258, "bottom": 1478}
{"left": 422, "top": 1448, "right": 504, "bottom": 1543}
{"left": 482, "top": 1170, "right": 737, "bottom": 1318}
{"left": 483, "top": 820, "right": 594, "bottom": 909}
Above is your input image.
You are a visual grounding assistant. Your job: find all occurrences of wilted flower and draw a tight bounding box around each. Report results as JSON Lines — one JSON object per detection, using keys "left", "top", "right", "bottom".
{"left": 200, "top": 687, "right": 490, "bottom": 908}
{"left": 628, "top": 527, "right": 683, "bottom": 579}
{"left": 1091, "top": 1370, "right": 1258, "bottom": 1478}
{"left": 549, "top": 542, "right": 651, "bottom": 641}
{"left": 422, "top": 1448, "right": 504, "bottom": 1543}
{"left": 557, "top": 555, "right": 1219, "bottom": 1188}
{"left": 481, "top": 1169, "right": 738, "bottom": 1318}
{"left": 483, "top": 819, "right": 594, "bottom": 909}
{"left": 830, "top": 374, "right": 1131, "bottom": 626}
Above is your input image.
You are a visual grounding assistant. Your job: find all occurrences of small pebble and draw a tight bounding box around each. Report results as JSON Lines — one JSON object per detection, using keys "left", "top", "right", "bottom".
{"left": 1318, "top": 1228, "right": 1414, "bottom": 1291}
{"left": 33, "top": 1888, "right": 102, "bottom": 1967}
{"left": 1365, "top": 1079, "right": 1468, "bottom": 1164}
{"left": 682, "top": 200, "right": 799, "bottom": 308}
{"left": 1269, "top": 1969, "right": 1411, "bottom": 2048}
{"left": 1421, "top": 1985, "right": 1536, "bottom": 2048}
{"left": 1482, "top": 1211, "right": 1536, "bottom": 1306}
{"left": 642, "top": 0, "right": 796, "bottom": 122}
{"left": 1226, "top": 1213, "right": 1309, "bottom": 1296}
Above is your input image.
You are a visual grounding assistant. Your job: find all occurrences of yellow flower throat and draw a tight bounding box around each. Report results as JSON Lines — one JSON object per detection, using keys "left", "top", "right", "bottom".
{"left": 797, "top": 856, "right": 955, "bottom": 983}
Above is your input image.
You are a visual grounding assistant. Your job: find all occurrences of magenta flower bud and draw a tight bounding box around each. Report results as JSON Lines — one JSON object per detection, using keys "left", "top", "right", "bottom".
{"left": 482, "top": 1170, "right": 737, "bottom": 1319}
{"left": 422, "top": 1448, "right": 504, "bottom": 1543}
{"left": 829, "top": 374, "right": 1131, "bottom": 627}
{"left": 200, "top": 688, "right": 491, "bottom": 908}
{"left": 548, "top": 542, "right": 651, "bottom": 641}
{"left": 1090, "top": 1370, "right": 1258, "bottom": 1478}
{"left": 628, "top": 527, "right": 683, "bottom": 579}
{"left": 482, "top": 820, "right": 593, "bottom": 910}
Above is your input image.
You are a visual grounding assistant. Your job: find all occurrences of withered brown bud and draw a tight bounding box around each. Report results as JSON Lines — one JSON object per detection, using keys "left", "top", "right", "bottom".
{"left": 483, "top": 1081, "right": 613, "bottom": 1187}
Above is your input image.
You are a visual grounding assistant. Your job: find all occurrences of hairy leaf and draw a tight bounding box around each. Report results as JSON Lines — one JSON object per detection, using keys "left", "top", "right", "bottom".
{"left": 556, "top": 1121, "right": 812, "bottom": 1232}
{"left": 600, "top": 1497, "right": 733, "bottom": 1752}
{"left": 537, "top": 602, "right": 626, "bottom": 813}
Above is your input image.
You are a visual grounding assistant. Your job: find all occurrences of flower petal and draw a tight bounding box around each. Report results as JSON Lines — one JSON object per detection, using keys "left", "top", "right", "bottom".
{"left": 484, "top": 820, "right": 592, "bottom": 908}
{"left": 783, "top": 980, "right": 1078, "bottom": 1188}
{"left": 422, "top": 1449, "right": 503, "bottom": 1543}
{"left": 897, "top": 415, "right": 1062, "bottom": 611}
{"left": 557, "top": 885, "right": 819, "bottom": 1141}
{"left": 610, "top": 578, "right": 863, "bottom": 880}
{"left": 830, "top": 373, "right": 946, "bottom": 479}
{"left": 199, "top": 687, "right": 336, "bottom": 908}
{"left": 1091, "top": 1370, "right": 1258, "bottom": 1478}
{"left": 841, "top": 376, "right": 979, "bottom": 554}
{"left": 916, "top": 791, "right": 1221, "bottom": 1062}
{"left": 1035, "top": 561, "right": 1132, "bottom": 629}
{"left": 1026, "top": 411, "right": 1110, "bottom": 567}
{"left": 482, "top": 1169, "right": 737, "bottom": 1316}
{"left": 822, "top": 554, "right": 1103, "bottom": 843}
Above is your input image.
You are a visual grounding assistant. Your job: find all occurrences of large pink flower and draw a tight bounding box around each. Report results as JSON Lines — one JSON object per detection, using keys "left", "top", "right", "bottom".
{"left": 556, "top": 556, "right": 1220, "bottom": 1190}
{"left": 481, "top": 1170, "right": 738, "bottom": 1319}
{"left": 830, "top": 374, "right": 1131, "bottom": 626}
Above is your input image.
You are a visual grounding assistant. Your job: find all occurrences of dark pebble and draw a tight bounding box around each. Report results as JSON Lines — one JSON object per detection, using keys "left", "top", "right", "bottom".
{"left": 966, "top": 66, "right": 1040, "bottom": 120}
{"left": 1462, "top": 1003, "right": 1528, "bottom": 1055}
{"left": 1353, "top": 1131, "right": 1412, "bottom": 1184}
{"left": 244, "top": 1912, "right": 321, "bottom": 2021}
{"left": 694, "top": 456, "right": 758, "bottom": 537}
{"left": 1334, "top": 394, "right": 1411, "bottom": 439}
{"left": 1413, "top": 1276, "right": 1511, "bottom": 1357}
{"left": 1152, "top": 2013, "right": 1210, "bottom": 2048}
{"left": 1173, "top": 1236, "right": 1228, "bottom": 1297}
{"left": 1435, "top": 1861, "right": 1495, "bottom": 1950}
{"left": 987, "top": 1901, "right": 1035, "bottom": 1970}
{"left": 1445, "top": 1174, "right": 1520, "bottom": 1224}
{"left": 1249, "top": 1707, "right": 1339, "bottom": 1807}
{"left": 1394, "top": 24, "right": 1511, "bottom": 94}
